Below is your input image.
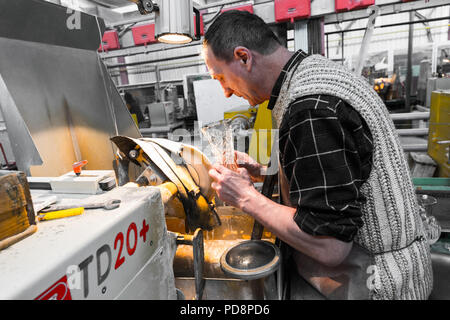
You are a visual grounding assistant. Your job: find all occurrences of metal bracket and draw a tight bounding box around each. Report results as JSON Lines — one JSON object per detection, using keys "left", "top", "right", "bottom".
{"left": 414, "top": 11, "right": 434, "bottom": 43}
{"left": 354, "top": 5, "right": 380, "bottom": 75}
{"left": 176, "top": 228, "right": 205, "bottom": 300}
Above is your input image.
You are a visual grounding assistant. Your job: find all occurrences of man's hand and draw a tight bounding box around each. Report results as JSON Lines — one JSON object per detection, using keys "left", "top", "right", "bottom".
{"left": 233, "top": 151, "right": 266, "bottom": 182}
{"left": 208, "top": 164, "right": 257, "bottom": 209}
{"left": 209, "top": 164, "right": 352, "bottom": 267}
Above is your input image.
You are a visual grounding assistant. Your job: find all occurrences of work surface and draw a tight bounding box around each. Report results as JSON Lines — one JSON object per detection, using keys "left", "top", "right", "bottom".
{"left": 0, "top": 186, "right": 177, "bottom": 300}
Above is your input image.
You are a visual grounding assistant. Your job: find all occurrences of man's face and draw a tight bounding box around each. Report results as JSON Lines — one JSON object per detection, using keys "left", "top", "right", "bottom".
{"left": 202, "top": 45, "right": 262, "bottom": 106}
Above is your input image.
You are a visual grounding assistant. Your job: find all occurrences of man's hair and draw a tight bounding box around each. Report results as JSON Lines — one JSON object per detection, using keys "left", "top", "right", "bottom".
{"left": 203, "top": 10, "right": 282, "bottom": 62}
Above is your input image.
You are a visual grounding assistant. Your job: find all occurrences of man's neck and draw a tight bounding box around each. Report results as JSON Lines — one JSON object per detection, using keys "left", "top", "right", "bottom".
{"left": 259, "top": 47, "right": 294, "bottom": 100}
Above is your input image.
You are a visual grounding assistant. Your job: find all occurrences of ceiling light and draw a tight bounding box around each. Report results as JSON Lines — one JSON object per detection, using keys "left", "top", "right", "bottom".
{"left": 157, "top": 33, "right": 193, "bottom": 44}
{"left": 154, "top": 0, "right": 200, "bottom": 44}
{"left": 128, "top": 0, "right": 200, "bottom": 44}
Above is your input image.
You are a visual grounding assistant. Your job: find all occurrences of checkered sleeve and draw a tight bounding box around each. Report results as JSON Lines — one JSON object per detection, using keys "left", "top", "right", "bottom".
{"left": 278, "top": 95, "right": 373, "bottom": 242}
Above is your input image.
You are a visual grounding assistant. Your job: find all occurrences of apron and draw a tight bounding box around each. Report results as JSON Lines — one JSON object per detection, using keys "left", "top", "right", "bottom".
{"left": 278, "top": 161, "right": 375, "bottom": 300}
{"left": 271, "top": 52, "right": 432, "bottom": 300}
{"left": 270, "top": 52, "right": 376, "bottom": 300}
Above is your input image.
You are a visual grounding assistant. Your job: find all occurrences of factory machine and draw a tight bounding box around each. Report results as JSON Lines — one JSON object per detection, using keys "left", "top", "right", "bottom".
{"left": 0, "top": 0, "right": 281, "bottom": 300}
{"left": 140, "top": 101, "right": 185, "bottom": 138}
{"left": 0, "top": 0, "right": 449, "bottom": 301}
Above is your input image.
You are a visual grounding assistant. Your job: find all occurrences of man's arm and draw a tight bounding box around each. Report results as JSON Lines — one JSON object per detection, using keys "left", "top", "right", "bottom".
{"left": 209, "top": 165, "right": 353, "bottom": 267}
{"left": 210, "top": 95, "right": 373, "bottom": 267}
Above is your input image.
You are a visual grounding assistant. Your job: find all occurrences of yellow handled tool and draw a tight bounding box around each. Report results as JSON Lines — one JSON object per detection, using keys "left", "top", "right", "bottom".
{"left": 38, "top": 207, "right": 84, "bottom": 221}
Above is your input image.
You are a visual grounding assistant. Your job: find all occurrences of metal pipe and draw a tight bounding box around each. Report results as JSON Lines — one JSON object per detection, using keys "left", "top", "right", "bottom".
{"left": 99, "top": 41, "right": 202, "bottom": 59}
{"left": 113, "top": 58, "right": 205, "bottom": 77}
{"left": 354, "top": 6, "right": 380, "bottom": 76}
{"left": 294, "top": 20, "right": 308, "bottom": 53}
{"left": 397, "top": 128, "right": 429, "bottom": 136}
{"left": 155, "top": 64, "right": 162, "bottom": 102}
{"left": 390, "top": 112, "right": 430, "bottom": 121}
{"left": 105, "top": 53, "right": 200, "bottom": 68}
{"left": 405, "top": 11, "right": 414, "bottom": 111}
{"left": 117, "top": 79, "right": 183, "bottom": 90}
{"left": 401, "top": 144, "right": 428, "bottom": 152}
{"left": 109, "top": 62, "right": 206, "bottom": 79}
{"left": 415, "top": 105, "right": 429, "bottom": 112}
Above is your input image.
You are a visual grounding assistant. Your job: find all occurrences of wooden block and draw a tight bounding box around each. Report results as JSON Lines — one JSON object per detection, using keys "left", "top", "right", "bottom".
{"left": 0, "top": 171, "right": 35, "bottom": 242}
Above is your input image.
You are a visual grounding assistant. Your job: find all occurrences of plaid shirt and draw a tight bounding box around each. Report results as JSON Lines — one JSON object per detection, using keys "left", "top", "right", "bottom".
{"left": 269, "top": 51, "right": 373, "bottom": 242}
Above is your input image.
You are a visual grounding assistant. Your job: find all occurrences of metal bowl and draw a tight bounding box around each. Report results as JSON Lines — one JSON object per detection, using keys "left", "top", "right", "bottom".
{"left": 220, "top": 240, "right": 280, "bottom": 280}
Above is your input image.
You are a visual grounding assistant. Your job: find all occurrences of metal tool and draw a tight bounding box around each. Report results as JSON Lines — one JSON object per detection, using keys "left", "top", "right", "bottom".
{"left": 32, "top": 195, "right": 58, "bottom": 213}
{"left": 40, "top": 199, "right": 121, "bottom": 213}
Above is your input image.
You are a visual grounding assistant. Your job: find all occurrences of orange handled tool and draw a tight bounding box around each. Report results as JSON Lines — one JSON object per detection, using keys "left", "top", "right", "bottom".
{"left": 72, "top": 160, "right": 88, "bottom": 176}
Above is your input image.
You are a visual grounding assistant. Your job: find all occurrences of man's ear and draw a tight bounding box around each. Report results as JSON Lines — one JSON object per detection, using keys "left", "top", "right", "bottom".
{"left": 233, "top": 47, "right": 252, "bottom": 71}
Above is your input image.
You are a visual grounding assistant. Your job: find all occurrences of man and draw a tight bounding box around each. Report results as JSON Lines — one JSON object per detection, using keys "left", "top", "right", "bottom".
{"left": 124, "top": 92, "right": 145, "bottom": 125}
{"left": 203, "top": 11, "right": 433, "bottom": 300}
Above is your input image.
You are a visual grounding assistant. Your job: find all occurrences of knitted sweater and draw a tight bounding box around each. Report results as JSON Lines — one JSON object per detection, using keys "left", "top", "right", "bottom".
{"left": 273, "top": 54, "right": 433, "bottom": 300}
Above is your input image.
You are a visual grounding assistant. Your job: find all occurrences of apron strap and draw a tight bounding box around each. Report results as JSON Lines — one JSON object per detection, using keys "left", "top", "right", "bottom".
{"left": 250, "top": 169, "right": 278, "bottom": 240}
